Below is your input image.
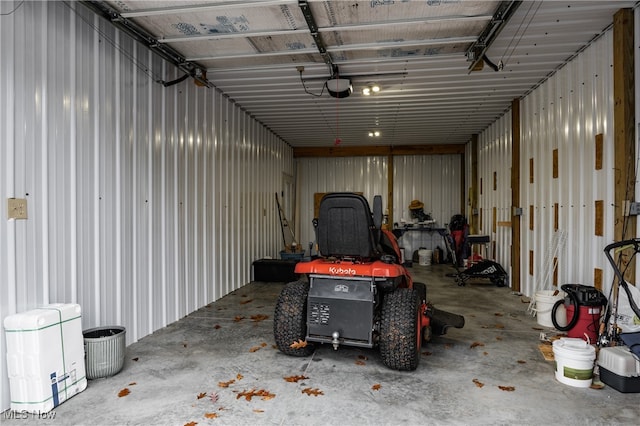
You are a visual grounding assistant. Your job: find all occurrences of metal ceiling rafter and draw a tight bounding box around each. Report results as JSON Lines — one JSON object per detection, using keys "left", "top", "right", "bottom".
{"left": 158, "top": 14, "right": 494, "bottom": 44}
{"left": 187, "top": 36, "right": 477, "bottom": 62}
{"left": 81, "top": 0, "right": 211, "bottom": 87}
{"left": 298, "top": 0, "right": 334, "bottom": 74}
{"left": 466, "top": 0, "right": 522, "bottom": 72}
{"left": 120, "top": 0, "right": 296, "bottom": 18}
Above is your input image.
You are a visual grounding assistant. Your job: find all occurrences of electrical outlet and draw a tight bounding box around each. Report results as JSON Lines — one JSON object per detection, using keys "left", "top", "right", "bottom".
{"left": 7, "top": 198, "right": 27, "bottom": 220}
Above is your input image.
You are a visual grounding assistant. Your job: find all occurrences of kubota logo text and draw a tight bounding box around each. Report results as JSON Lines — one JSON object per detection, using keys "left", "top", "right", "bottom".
{"left": 328, "top": 267, "right": 356, "bottom": 275}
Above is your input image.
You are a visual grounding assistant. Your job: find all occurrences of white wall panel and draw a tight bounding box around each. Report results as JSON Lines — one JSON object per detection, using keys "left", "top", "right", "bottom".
{"left": 518, "top": 32, "right": 616, "bottom": 298}
{"left": 0, "top": 1, "right": 293, "bottom": 411}
{"left": 478, "top": 113, "right": 512, "bottom": 281}
{"left": 295, "top": 156, "right": 387, "bottom": 251}
{"left": 393, "top": 155, "right": 463, "bottom": 227}
{"left": 295, "top": 155, "right": 463, "bottom": 256}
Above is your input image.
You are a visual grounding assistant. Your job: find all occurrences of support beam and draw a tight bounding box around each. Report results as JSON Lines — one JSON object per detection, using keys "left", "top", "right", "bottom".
{"left": 511, "top": 98, "right": 521, "bottom": 292}
{"left": 470, "top": 134, "right": 479, "bottom": 234}
{"left": 387, "top": 155, "right": 394, "bottom": 229}
{"left": 613, "top": 8, "right": 636, "bottom": 283}
{"left": 293, "top": 144, "right": 466, "bottom": 158}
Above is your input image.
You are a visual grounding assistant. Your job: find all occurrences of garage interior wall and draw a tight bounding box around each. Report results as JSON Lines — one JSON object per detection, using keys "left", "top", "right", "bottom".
{"left": 477, "top": 113, "right": 513, "bottom": 283}
{"left": 0, "top": 1, "right": 292, "bottom": 411}
{"left": 295, "top": 155, "right": 462, "bottom": 252}
{"left": 478, "top": 29, "right": 622, "bottom": 298}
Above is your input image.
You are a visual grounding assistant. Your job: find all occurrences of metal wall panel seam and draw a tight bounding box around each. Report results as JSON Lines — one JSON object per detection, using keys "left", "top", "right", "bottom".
{"left": 147, "top": 48, "right": 154, "bottom": 333}
{"left": 91, "top": 12, "right": 101, "bottom": 324}
{"left": 115, "top": 29, "right": 123, "bottom": 324}
{"left": 172, "top": 83, "right": 180, "bottom": 323}
{"left": 0, "top": 0, "right": 18, "bottom": 413}
{"left": 130, "top": 41, "right": 139, "bottom": 342}
{"left": 40, "top": 1, "right": 50, "bottom": 304}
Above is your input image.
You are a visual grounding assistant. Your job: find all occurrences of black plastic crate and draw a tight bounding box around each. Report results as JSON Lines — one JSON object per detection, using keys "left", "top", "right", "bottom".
{"left": 252, "top": 259, "right": 299, "bottom": 282}
{"left": 599, "top": 367, "right": 640, "bottom": 393}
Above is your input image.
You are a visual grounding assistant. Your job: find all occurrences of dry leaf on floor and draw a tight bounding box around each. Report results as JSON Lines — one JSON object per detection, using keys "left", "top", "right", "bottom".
{"left": 129, "top": 382, "right": 137, "bottom": 386}
{"left": 240, "top": 299, "right": 253, "bottom": 305}
{"left": 197, "top": 392, "right": 207, "bottom": 399}
{"left": 494, "top": 324, "right": 505, "bottom": 329}
{"left": 233, "top": 316, "right": 245, "bottom": 322}
{"left": 237, "top": 373, "right": 244, "bottom": 380}
{"left": 372, "top": 384, "right": 381, "bottom": 391}
{"left": 590, "top": 382, "right": 605, "bottom": 390}
{"left": 209, "top": 392, "right": 219, "bottom": 403}
{"left": 250, "top": 314, "right": 269, "bottom": 322}
{"left": 496, "top": 336, "right": 503, "bottom": 341}
{"left": 132, "top": 357, "right": 139, "bottom": 362}
{"left": 517, "top": 360, "right": 526, "bottom": 364}
{"left": 204, "top": 412, "right": 218, "bottom": 419}
{"left": 214, "top": 324, "right": 221, "bottom": 330}
{"left": 358, "top": 355, "right": 368, "bottom": 360}
{"left": 249, "top": 346, "right": 262, "bottom": 353}
{"left": 494, "top": 312, "right": 504, "bottom": 316}
{"left": 355, "top": 360, "right": 366, "bottom": 366}
{"left": 422, "top": 351, "right": 432, "bottom": 356}
{"left": 118, "top": 388, "right": 130, "bottom": 397}
{"left": 498, "top": 385, "right": 515, "bottom": 392}
{"left": 218, "top": 379, "right": 235, "bottom": 388}
{"left": 483, "top": 351, "right": 489, "bottom": 356}
{"left": 470, "top": 341, "right": 485, "bottom": 349}
{"left": 302, "top": 388, "right": 324, "bottom": 397}
{"left": 290, "top": 339, "right": 308, "bottom": 349}
{"left": 472, "top": 379, "right": 484, "bottom": 388}
{"left": 236, "top": 389, "right": 275, "bottom": 401}
{"left": 284, "top": 375, "right": 308, "bottom": 383}
{"left": 184, "top": 422, "right": 197, "bottom": 426}
{"left": 253, "top": 409, "right": 264, "bottom": 413}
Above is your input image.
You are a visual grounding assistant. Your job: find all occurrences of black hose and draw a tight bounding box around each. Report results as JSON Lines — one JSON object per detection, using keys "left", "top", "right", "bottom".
{"left": 551, "top": 292, "right": 580, "bottom": 331}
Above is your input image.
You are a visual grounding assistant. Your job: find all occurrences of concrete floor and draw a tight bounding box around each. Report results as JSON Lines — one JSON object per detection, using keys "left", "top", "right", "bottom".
{"left": 5, "top": 264, "right": 639, "bottom": 425}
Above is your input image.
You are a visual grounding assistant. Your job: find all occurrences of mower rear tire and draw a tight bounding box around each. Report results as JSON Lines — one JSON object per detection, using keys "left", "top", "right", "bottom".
{"left": 274, "top": 280, "right": 314, "bottom": 357}
{"left": 379, "top": 288, "right": 421, "bottom": 371}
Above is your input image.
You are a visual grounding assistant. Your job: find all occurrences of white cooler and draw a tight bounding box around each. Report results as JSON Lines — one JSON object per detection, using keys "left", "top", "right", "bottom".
{"left": 4, "top": 304, "right": 87, "bottom": 412}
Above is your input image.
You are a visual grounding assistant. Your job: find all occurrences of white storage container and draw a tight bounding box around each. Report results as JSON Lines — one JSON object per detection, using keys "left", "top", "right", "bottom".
{"left": 4, "top": 304, "right": 87, "bottom": 412}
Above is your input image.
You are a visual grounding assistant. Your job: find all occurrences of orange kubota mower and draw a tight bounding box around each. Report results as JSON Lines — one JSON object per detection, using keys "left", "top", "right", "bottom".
{"left": 274, "top": 193, "right": 465, "bottom": 370}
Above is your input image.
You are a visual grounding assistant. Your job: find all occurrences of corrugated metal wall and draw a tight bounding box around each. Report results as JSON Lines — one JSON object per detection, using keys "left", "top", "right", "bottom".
{"left": 477, "top": 30, "right": 621, "bottom": 298}
{"left": 295, "top": 155, "right": 463, "bottom": 256}
{"left": 519, "top": 30, "right": 617, "bottom": 298}
{"left": 0, "top": 1, "right": 292, "bottom": 411}
{"left": 478, "top": 113, "right": 513, "bottom": 281}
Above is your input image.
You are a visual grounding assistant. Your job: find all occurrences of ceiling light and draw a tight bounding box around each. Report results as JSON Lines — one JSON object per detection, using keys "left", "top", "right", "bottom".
{"left": 368, "top": 131, "right": 381, "bottom": 137}
{"left": 362, "top": 84, "right": 381, "bottom": 96}
{"left": 326, "top": 78, "right": 352, "bottom": 98}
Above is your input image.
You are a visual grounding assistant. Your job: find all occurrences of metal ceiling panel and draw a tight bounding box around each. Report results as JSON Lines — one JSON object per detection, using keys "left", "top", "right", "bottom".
{"left": 100, "top": 0, "right": 637, "bottom": 147}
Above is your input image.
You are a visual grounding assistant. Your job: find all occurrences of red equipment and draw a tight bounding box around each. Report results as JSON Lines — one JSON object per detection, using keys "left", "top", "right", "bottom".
{"left": 273, "top": 192, "right": 464, "bottom": 371}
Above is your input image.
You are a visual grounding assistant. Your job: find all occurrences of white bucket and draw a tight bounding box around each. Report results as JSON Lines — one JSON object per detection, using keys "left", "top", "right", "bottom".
{"left": 418, "top": 249, "right": 432, "bottom": 266}
{"left": 552, "top": 338, "right": 596, "bottom": 387}
{"left": 534, "top": 290, "right": 566, "bottom": 328}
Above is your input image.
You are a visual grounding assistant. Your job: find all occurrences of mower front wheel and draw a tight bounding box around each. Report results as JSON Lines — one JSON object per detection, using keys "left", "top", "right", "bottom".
{"left": 274, "top": 280, "right": 314, "bottom": 357}
{"left": 379, "top": 288, "right": 421, "bottom": 371}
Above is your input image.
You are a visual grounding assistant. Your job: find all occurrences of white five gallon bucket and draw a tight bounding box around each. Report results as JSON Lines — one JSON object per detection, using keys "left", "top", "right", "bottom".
{"left": 418, "top": 249, "right": 432, "bottom": 266}
{"left": 552, "top": 338, "right": 596, "bottom": 387}
{"left": 535, "top": 290, "right": 566, "bottom": 328}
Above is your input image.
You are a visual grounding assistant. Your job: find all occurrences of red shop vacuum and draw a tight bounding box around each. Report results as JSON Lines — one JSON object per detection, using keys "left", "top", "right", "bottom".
{"left": 551, "top": 284, "right": 607, "bottom": 342}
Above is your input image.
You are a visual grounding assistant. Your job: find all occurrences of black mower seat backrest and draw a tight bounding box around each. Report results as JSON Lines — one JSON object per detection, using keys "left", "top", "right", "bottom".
{"left": 316, "top": 193, "right": 381, "bottom": 259}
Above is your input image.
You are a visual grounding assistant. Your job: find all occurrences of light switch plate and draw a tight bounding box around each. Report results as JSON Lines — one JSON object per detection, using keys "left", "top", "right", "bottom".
{"left": 7, "top": 198, "right": 27, "bottom": 220}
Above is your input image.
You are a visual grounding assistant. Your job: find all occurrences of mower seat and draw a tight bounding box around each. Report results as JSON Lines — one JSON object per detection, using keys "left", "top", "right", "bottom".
{"left": 316, "top": 193, "right": 381, "bottom": 259}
